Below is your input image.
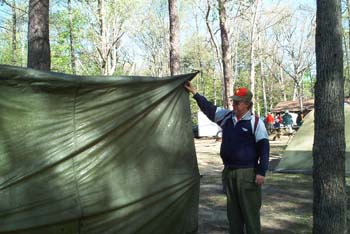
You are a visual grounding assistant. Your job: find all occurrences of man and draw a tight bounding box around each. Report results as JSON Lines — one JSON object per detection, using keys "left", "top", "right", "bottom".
{"left": 272, "top": 115, "right": 282, "bottom": 141}
{"left": 296, "top": 111, "right": 303, "bottom": 127}
{"left": 184, "top": 81, "right": 269, "bottom": 234}
{"left": 282, "top": 110, "right": 293, "bottom": 134}
{"left": 265, "top": 112, "right": 274, "bottom": 134}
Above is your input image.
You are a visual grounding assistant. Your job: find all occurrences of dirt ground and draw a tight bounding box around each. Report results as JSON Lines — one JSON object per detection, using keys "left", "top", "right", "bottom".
{"left": 196, "top": 135, "right": 313, "bottom": 234}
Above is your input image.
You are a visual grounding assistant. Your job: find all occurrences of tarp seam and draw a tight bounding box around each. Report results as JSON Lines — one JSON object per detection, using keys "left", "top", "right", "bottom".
{"left": 71, "top": 87, "right": 83, "bottom": 233}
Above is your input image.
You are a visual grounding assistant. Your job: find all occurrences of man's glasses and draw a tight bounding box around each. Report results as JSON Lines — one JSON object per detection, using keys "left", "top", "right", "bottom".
{"left": 232, "top": 101, "right": 241, "bottom": 106}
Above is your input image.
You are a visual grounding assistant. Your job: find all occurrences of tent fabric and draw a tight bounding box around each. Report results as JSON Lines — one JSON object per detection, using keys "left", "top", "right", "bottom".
{"left": 0, "top": 65, "right": 200, "bottom": 234}
{"left": 275, "top": 103, "right": 350, "bottom": 174}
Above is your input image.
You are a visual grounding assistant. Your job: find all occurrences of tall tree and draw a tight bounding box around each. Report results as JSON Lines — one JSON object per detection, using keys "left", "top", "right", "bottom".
{"left": 5, "top": 0, "right": 18, "bottom": 65}
{"left": 218, "top": 0, "right": 232, "bottom": 109}
{"left": 1, "top": 0, "right": 18, "bottom": 65}
{"left": 68, "top": 0, "right": 76, "bottom": 74}
{"left": 313, "top": 0, "right": 346, "bottom": 233}
{"left": 205, "top": 0, "right": 221, "bottom": 104}
{"left": 81, "top": 0, "right": 127, "bottom": 75}
{"left": 27, "top": 0, "right": 50, "bottom": 70}
{"left": 168, "top": 0, "right": 180, "bottom": 76}
{"left": 0, "top": 0, "right": 27, "bottom": 66}
{"left": 11, "top": 0, "right": 17, "bottom": 65}
{"left": 132, "top": 1, "right": 169, "bottom": 76}
{"left": 345, "top": 0, "right": 350, "bottom": 97}
{"left": 259, "top": 36, "right": 267, "bottom": 116}
{"left": 274, "top": 19, "right": 314, "bottom": 109}
{"left": 249, "top": 0, "right": 259, "bottom": 112}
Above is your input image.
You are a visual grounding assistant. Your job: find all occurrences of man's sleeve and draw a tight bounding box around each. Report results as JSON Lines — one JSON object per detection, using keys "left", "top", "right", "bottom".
{"left": 255, "top": 119, "right": 270, "bottom": 176}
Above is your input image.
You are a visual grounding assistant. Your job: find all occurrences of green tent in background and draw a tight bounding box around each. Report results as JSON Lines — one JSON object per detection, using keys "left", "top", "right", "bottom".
{"left": 0, "top": 65, "right": 199, "bottom": 234}
{"left": 275, "top": 103, "right": 350, "bottom": 174}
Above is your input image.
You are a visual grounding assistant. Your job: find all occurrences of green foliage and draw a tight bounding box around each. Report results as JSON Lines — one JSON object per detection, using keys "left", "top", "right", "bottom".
{"left": 0, "top": 33, "right": 13, "bottom": 64}
{"left": 0, "top": 18, "right": 26, "bottom": 66}
{"left": 50, "top": 5, "right": 90, "bottom": 74}
{"left": 0, "top": 0, "right": 319, "bottom": 105}
{"left": 302, "top": 70, "right": 316, "bottom": 99}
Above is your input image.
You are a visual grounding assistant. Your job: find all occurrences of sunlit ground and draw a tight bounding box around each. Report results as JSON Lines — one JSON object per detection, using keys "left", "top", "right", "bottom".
{"left": 196, "top": 137, "right": 313, "bottom": 234}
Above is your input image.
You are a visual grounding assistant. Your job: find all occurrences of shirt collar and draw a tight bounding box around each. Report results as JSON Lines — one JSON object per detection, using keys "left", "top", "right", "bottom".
{"left": 241, "top": 109, "right": 253, "bottom": 120}
{"left": 233, "top": 109, "right": 252, "bottom": 122}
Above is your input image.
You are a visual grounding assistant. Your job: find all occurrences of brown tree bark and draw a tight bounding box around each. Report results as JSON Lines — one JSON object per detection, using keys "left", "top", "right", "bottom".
{"left": 27, "top": 0, "right": 50, "bottom": 71}
{"left": 347, "top": 0, "right": 350, "bottom": 97}
{"left": 218, "top": 0, "right": 232, "bottom": 109}
{"left": 168, "top": 0, "right": 180, "bottom": 76}
{"left": 314, "top": 0, "right": 346, "bottom": 233}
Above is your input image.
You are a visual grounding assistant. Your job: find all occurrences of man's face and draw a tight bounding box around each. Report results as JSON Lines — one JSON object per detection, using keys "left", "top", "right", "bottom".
{"left": 232, "top": 100, "right": 249, "bottom": 116}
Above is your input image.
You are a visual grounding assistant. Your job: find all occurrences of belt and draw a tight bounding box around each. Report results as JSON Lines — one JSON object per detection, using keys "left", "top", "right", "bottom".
{"left": 225, "top": 166, "right": 255, "bottom": 170}
{"left": 226, "top": 166, "right": 240, "bottom": 170}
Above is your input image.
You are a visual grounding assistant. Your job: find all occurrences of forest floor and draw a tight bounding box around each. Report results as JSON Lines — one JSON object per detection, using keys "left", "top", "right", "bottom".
{"left": 196, "top": 135, "right": 313, "bottom": 234}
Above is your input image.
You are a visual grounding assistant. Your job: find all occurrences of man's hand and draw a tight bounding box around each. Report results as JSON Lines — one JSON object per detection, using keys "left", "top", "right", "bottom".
{"left": 184, "top": 81, "right": 197, "bottom": 95}
{"left": 255, "top": 174, "right": 265, "bottom": 186}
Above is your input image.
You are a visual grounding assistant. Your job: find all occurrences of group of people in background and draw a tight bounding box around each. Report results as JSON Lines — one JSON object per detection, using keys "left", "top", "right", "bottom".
{"left": 264, "top": 110, "right": 304, "bottom": 137}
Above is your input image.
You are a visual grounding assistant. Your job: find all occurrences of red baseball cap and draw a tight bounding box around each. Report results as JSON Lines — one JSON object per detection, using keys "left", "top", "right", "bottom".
{"left": 230, "top": 87, "right": 253, "bottom": 102}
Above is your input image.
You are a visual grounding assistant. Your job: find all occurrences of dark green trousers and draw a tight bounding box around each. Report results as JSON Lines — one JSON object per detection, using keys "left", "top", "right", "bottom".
{"left": 222, "top": 167, "right": 262, "bottom": 234}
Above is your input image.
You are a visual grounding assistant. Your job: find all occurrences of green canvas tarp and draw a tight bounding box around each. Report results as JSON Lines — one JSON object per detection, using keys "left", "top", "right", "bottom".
{"left": 275, "top": 103, "right": 350, "bottom": 174}
{"left": 0, "top": 65, "right": 200, "bottom": 234}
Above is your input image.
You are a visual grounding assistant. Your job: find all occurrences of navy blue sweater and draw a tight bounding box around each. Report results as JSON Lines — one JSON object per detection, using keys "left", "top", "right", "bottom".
{"left": 193, "top": 93, "right": 270, "bottom": 176}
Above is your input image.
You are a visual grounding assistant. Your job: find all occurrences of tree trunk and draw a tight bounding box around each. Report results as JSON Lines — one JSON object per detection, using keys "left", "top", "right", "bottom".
{"left": 343, "top": 33, "right": 350, "bottom": 96}
{"left": 347, "top": 0, "right": 350, "bottom": 97}
{"left": 300, "top": 80, "right": 304, "bottom": 111}
{"left": 94, "top": 0, "right": 125, "bottom": 75}
{"left": 168, "top": 0, "right": 180, "bottom": 76}
{"left": 205, "top": 0, "right": 221, "bottom": 72}
{"left": 205, "top": 0, "right": 221, "bottom": 105}
{"left": 268, "top": 80, "right": 274, "bottom": 111}
{"left": 193, "top": 10, "right": 202, "bottom": 92}
{"left": 280, "top": 67, "right": 287, "bottom": 101}
{"left": 28, "top": 0, "right": 50, "bottom": 71}
{"left": 314, "top": 0, "right": 346, "bottom": 233}
{"left": 194, "top": 12, "right": 205, "bottom": 95}
{"left": 296, "top": 79, "right": 304, "bottom": 111}
{"left": 259, "top": 36, "right": 267, "bottom": 116}
{"left": 68, "top": 0, "right": 76, "bottom": 74}
{"left": 98, "top": 0, "right": 106, "bottom": 75}
{"left": 11, "top": 0, "right": 17, "bottom": 65}
{"left": 218, "top": 0, "right": 232, "bottom": 109}
{"left": 249, "top": 0, "right": 259, "bottom": 112}
{"left": 233, "top": 30, "right": 239, "bottom": 89}
{"left": 255, "top": 89, "right": 260, "bottom": 116}
{"left": 260, "top": 58, "right": 267, "bottom": 115}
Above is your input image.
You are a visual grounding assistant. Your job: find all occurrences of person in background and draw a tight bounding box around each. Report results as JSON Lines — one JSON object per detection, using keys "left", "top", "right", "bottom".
{"left": 296, "top": 111, "right": 304, "bottom": 127}
{"left": 265, "top": 112, "right": 274, "bottom": 134}
{"left": 184, "top": 81, "right": 269, "bottom": 234}
{"left": 276, "top": 113, "right": 282, "bottom": 124}
{"left": 272, "top": 115, "right": 281, "bottom": 141}
{"left": 282, "top": 110, "right": 293, "bottom": 134}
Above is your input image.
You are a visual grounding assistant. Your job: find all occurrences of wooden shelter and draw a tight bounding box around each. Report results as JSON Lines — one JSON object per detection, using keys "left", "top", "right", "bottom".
{"left": 271, "top": 99, "right": 314, "bottom": 113}
{"left": 272, "top": 98, "right": 350, "bottom": 113}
